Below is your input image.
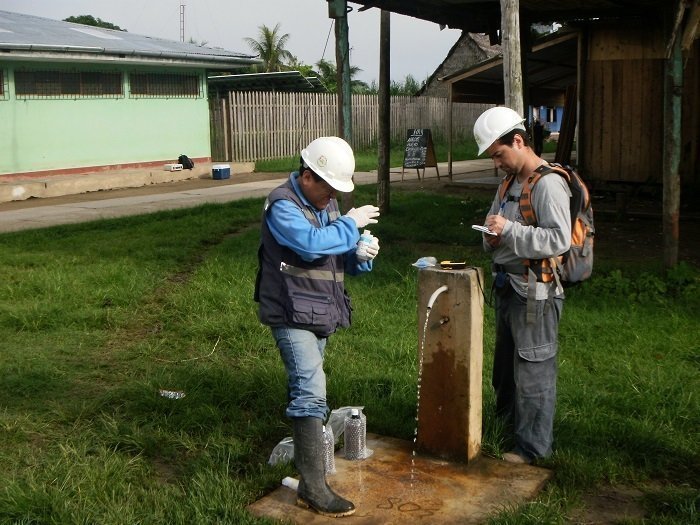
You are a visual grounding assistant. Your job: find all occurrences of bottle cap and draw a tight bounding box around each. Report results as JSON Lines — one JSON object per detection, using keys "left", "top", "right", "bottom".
{"left": 351, "top": 408, "right": 360, "bottom": 417}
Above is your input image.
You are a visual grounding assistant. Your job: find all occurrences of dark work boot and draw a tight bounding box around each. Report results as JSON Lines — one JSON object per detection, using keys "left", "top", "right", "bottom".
{"left": 292, "top": 417, "right": 355, "bottom": 517}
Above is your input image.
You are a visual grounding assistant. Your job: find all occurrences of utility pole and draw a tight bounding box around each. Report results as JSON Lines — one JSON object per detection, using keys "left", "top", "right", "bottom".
{"left": 328, "top": 0, "right": 352, "bottom": 142}
{"left": 500, "top": 0, "right": 524, "bottom": 115}
{"left": 180, "top": 4, "right": 185, "bottom": 43}
{"left": 328, "top": 0, "right": 353, "bottom": 210}
{"left": 377, "top": 10, "right": 391, "bottom": 213}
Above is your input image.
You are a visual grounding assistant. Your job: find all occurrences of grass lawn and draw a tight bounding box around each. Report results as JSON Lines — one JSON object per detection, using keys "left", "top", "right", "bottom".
{"left": 0, "top": 185, "right": 697, "bottom": 524}
{"left": 253, "top": 138, "right": 558, "bottom": 173}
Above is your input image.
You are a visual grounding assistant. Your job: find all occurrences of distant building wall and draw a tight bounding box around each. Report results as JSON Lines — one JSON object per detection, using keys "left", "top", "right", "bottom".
{"left": 420, "top": 33, "right": 500, "bottom": 99}
{"left": 0, "top": 61, "right": 211, "bottom": 177}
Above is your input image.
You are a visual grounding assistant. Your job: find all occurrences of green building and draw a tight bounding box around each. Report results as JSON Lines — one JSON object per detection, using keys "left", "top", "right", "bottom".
{"left": 0, "top": 10, "right": 258, "bottom": 178}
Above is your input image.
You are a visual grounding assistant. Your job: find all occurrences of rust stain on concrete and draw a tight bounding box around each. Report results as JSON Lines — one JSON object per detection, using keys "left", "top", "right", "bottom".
{"left": 248, "top": 433, "right": 552, "bottom": 524}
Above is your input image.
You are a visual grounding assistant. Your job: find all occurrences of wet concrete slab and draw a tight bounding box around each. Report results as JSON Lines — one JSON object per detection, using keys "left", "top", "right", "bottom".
{"left": 248, "top": 433, "right": 552, "bottom": 524}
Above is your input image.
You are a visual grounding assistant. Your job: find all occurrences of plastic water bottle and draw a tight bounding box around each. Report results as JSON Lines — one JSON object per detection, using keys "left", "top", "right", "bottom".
{"left": 322, "top": 425, "right": 336, "bottom": 474}
{"left": 356, "top": 230, "right": 373, "bottom": 261}
{"left": 344, "top": 409, "right": 364, "bottom": 460}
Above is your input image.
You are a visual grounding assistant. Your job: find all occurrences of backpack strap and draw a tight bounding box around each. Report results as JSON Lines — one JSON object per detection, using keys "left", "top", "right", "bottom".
{"left": 497, "top": 173, "right": 515, "bottom": 202}
{"left": 519, "top": 163, "right": 571, "bottom": 225}
{"left": 493, "top": 164, "right": 569, "bottom": 322}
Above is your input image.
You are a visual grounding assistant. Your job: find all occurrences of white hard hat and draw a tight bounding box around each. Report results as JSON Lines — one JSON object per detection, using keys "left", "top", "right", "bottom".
{"left": 301, "top": 136, "right": 355, "bottom": 193}
{"left": 473, "top": 106, "right": 526, "bottom": 155}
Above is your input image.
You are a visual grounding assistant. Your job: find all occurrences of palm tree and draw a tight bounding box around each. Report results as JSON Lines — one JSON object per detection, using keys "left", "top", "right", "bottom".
{"left": 244, "top": 23, "right": 293, "bottom": 73}
{"left": 314, "top": 59, "right": 369, "bottom": 93}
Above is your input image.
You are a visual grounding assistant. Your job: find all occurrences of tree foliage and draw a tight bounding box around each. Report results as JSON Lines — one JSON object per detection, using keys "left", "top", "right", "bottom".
{"left": 390, "top": 74, "right": 423, "bottom": 96}
{"left": 63, "top": 15, "right": 125, "bottom": 31}
{"left": 314, "top": 58, "right": 370, "bottom": 94}
{"left": 240, "top": 21, "right": 427, "bottom": 95}
{"left": 244, "top": 23, "right": 294, "bottom": 73}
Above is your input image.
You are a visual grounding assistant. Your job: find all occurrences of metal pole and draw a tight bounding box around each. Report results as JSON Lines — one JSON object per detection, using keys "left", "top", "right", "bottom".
{"left": 378, "top": 10, "right": 391, "bottom": 213}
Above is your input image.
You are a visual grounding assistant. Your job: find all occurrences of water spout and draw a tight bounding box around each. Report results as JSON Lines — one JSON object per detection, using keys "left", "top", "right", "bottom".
{"left": 427, "top": 285, "right": 448, "bottom": 310}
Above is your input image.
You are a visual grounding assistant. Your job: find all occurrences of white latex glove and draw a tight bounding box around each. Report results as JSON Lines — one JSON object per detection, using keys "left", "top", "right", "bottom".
{"left": 345, "top": 205, "right": 380, "bottom": 228}
{"left": 365, "top": 237, "right": 380, "bottom": 260}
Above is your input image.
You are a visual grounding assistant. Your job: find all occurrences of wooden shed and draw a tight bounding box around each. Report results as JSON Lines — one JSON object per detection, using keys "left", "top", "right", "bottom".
{"left": 344, "top": 1, "right": 700, "bottom": 188}
{"left": 347, "top": 0, "right": 698, "bottom": 265}
{"left": 438, "top": 18, "right": 699, "bottom": 188}
{"left": 580, "top": 19, "right": 699, "bottom": 188}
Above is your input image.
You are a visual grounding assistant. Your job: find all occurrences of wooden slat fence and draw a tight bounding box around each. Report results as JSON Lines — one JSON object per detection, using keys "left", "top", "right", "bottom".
{"left": 209, "top": 91, "right": 489, "bottom": 162}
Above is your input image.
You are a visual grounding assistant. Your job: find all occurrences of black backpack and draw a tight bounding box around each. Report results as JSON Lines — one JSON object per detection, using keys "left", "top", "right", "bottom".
{"left": 178, "top": 154, "right": 194, "bottom": 170}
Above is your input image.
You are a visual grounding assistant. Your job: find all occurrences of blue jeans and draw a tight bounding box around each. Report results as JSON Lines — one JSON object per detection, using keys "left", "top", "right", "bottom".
{"left": 493, "top": 282, "right": 562, "bottom": 460}
{"left": 271, "top": 326, "right": 328, "bottom": 420}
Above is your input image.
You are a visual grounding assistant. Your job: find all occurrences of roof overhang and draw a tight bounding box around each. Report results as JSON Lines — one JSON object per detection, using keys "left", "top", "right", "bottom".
{"left": 350, "top": 1, "right": 670, "bottom": 33}
{"left": 0, "top": 44, "right": 260, "bottom": 70}
{"left": 442, "top": 30, "right": 579, "bottom": 105}
{"left": 208, "top": 71, "right": 328, "bottom": 93}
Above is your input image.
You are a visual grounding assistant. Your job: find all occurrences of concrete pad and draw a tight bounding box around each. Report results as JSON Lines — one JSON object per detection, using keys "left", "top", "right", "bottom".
{"left": 0, "top": 162, "right": 257, "bottom": 204}
{"left": 248, "top": 433, "right": 552, "bottom": 524}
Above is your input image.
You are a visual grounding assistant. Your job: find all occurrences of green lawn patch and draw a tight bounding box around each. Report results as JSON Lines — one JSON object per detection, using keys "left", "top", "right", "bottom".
{"left": 0, "top": 186, "right": 697, "bottom": 524}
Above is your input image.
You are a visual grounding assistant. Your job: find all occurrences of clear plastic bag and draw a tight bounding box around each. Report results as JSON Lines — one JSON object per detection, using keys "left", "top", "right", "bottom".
{"left": 268, "top": 436, "right": 294, "bottom": 466}
{"left": 412, "top": 256, "right": 438, "bottom": 269}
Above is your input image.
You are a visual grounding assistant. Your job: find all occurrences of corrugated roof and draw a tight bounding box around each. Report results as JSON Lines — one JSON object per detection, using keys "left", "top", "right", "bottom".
{"left": 0, "top": 10, "right": 260, "bottom": 69}
{"left": 208, "top": 71, "right": 328, "bottom": 93}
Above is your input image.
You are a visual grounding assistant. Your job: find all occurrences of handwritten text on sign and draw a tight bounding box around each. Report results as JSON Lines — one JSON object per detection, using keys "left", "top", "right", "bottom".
{"left": 403, "top": 129, "right": 430, "bottom": 169}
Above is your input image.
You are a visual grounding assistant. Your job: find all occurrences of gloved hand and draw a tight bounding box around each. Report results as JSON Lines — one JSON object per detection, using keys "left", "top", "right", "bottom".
{"left": 345, "top": 205, "right": 380, "bottom": 228}
{"left": 365, "top": 237, "right": 380, "bottom": 260}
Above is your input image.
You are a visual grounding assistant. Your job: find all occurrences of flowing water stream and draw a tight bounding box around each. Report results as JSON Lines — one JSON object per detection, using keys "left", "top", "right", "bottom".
{"left": 411, "top": 285, "right": 448, "bottom": 485}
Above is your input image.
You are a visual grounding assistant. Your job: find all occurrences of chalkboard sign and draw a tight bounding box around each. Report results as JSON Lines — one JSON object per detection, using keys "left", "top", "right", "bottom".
{"left": 402, "top": 128, "right": 439, "bottom": 180}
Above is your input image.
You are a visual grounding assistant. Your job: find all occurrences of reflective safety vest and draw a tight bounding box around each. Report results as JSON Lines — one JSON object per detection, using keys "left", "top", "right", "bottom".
{"left": 254, "top": 180, "right": 351, "bottom": 337}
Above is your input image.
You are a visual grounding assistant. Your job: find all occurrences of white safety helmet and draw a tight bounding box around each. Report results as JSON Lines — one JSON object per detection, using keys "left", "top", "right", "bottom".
{"left": 473, "top": 106, "right": 526, "bottom": 155}
{"left": 301, "top": 136, "right": 355, "bottom": 193}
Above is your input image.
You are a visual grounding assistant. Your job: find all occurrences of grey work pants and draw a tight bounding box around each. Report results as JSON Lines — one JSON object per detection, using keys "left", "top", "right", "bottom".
{"left": 493, "top": 282, "right": 563, "bottom": 460}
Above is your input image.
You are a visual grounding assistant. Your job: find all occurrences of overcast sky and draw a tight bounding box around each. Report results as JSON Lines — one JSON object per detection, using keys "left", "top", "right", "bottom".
{"left": 1, "top": 0, "right": 463, "bottom": 85}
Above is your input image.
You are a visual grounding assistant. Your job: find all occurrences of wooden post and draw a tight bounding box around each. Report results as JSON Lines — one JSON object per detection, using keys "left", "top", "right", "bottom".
{"left": 416, "top": 267, "right": 484, "bottom": 463}
{"left": 663, "top": 32, "right": 682, "bottom": 268}
{"left": 501, "top": 0, "right": 524, "bottom": 115}
{"left": 222, "top": 97, "right": 230, "bottom": 162}
{"left": 448, "top": 83, "right": 453, "bottom": 179}
{"left": 378, "top": 10, "right": 391, "bottom": 213}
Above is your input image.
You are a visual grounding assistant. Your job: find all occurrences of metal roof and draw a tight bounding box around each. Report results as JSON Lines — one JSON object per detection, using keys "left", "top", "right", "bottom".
{"left": 208, "top": 71, "right": 329, "bottom": 93}
{"left": 442, "top": 30, "right": 578, "bottom": 105}
{"left": 0, "top": 10, "right": 260, "bottom": 70}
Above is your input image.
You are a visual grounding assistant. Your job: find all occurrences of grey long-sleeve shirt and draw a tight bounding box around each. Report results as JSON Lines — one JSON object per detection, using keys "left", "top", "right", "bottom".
{"left": 483, "top": 172, "right": 571, "bottom": 299}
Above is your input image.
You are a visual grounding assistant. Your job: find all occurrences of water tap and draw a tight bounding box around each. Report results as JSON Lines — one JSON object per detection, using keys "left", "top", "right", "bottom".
{"left": 427, "top": 285, "right": 448, "bottom": 309}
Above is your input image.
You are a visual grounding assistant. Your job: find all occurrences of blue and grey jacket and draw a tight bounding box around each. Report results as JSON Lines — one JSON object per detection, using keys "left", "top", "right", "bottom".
{"left": 254, "top": 175, "right": 369, "bottom": 337}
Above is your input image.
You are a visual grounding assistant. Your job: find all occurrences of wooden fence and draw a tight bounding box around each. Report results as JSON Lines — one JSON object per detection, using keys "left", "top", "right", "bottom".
{"left": 209, "top": 91, "right": 489, "bottom": 162}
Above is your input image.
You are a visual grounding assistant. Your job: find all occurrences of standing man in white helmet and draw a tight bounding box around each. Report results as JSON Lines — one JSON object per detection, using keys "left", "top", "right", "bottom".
{"left": 254, "top": 136, "right": 380, "bottom": 517}
{"left": 474, "top": 107, "right": 571, "bottom": 465}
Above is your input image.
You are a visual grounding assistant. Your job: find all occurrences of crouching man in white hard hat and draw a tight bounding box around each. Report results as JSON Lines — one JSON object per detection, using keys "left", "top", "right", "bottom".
{"left": 474, "top": 107, "right": 571, "bottom": 465}
{"left": 254, "top": 136, "right": 380, "bottom": 517}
